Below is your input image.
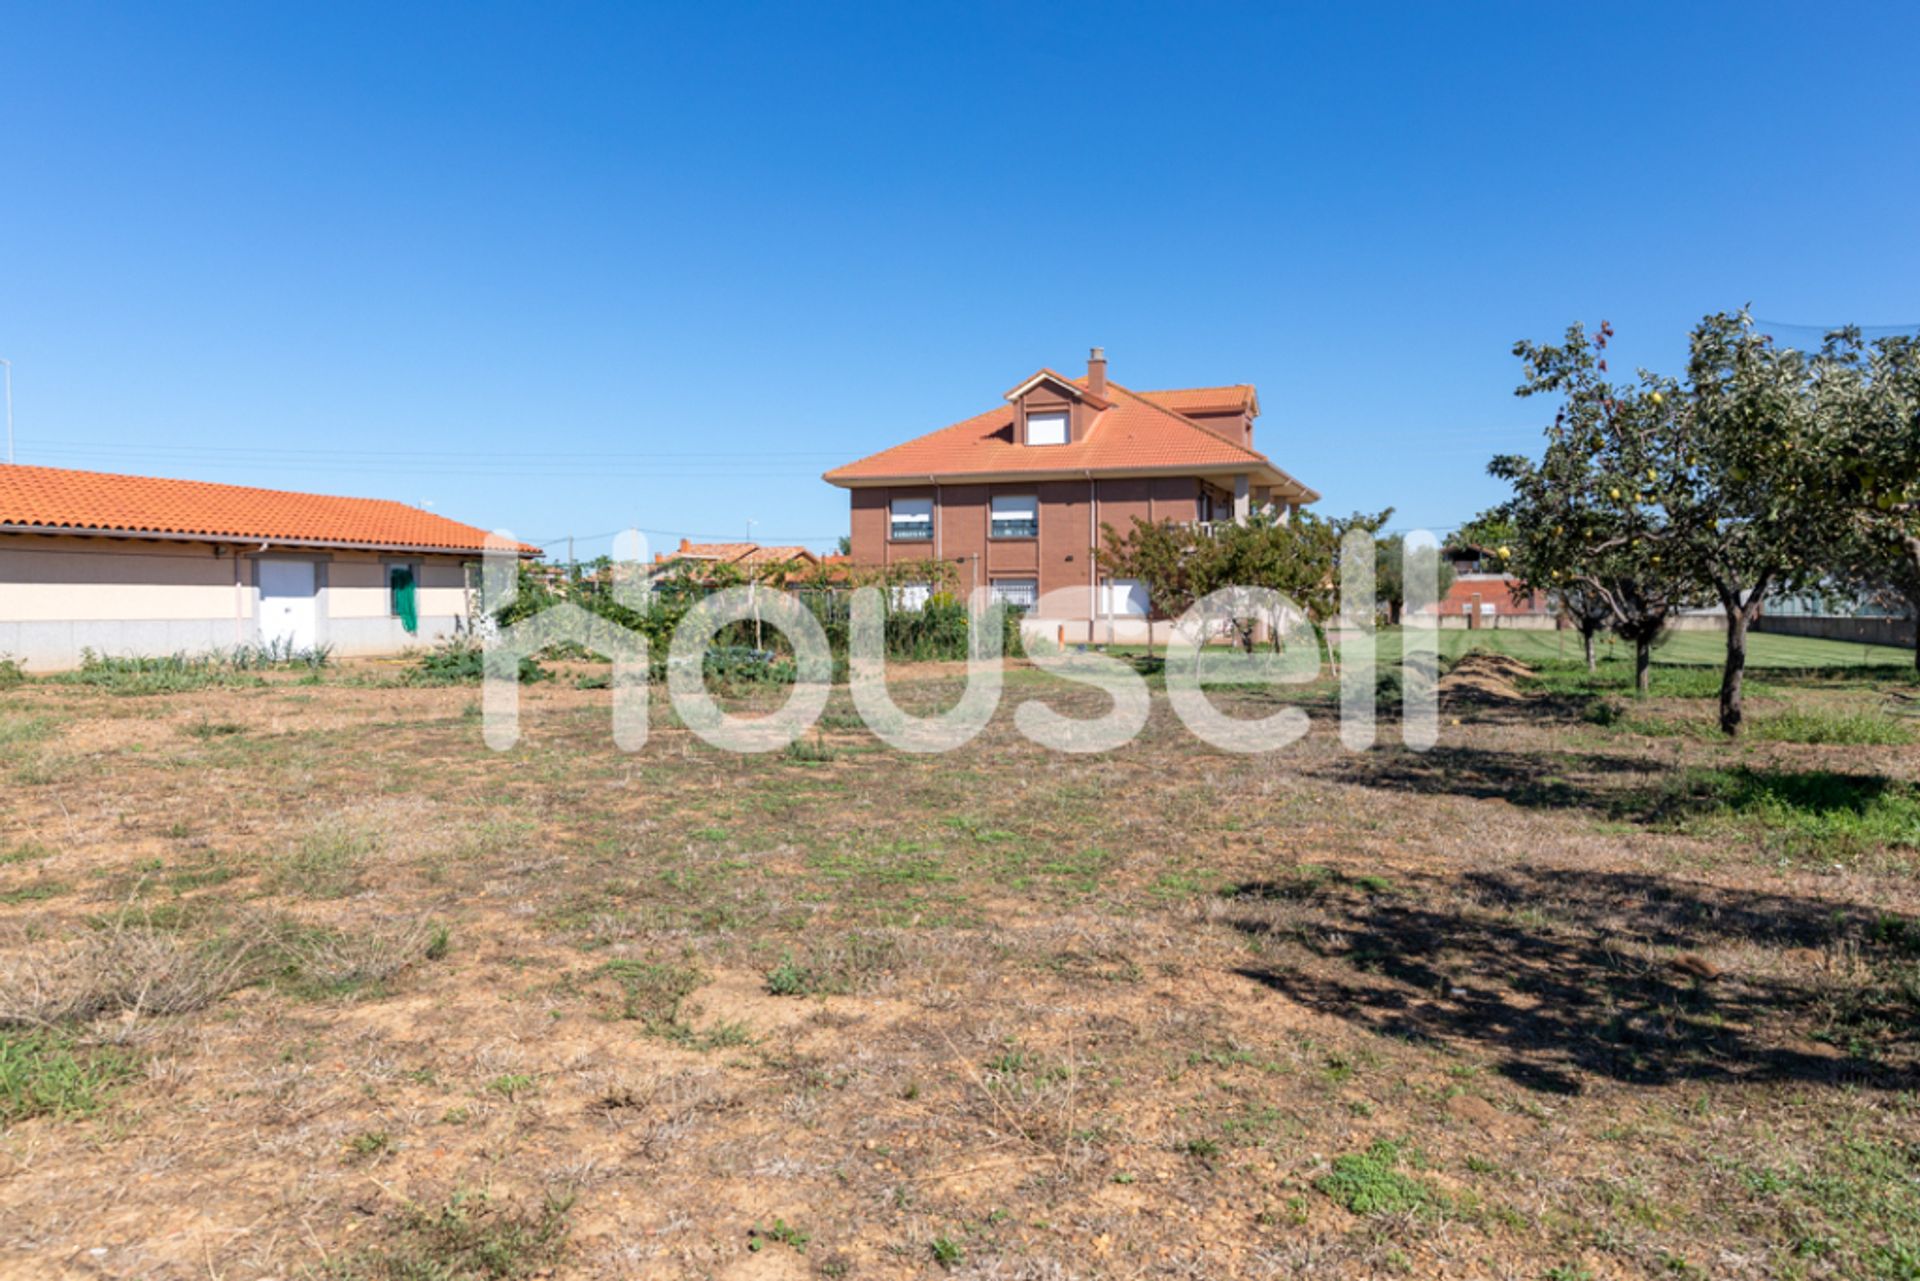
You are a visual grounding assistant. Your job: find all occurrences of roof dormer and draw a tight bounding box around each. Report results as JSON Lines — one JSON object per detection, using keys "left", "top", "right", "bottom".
{"left": 1003, "top": 349, "right": 1112, "bottom": 446}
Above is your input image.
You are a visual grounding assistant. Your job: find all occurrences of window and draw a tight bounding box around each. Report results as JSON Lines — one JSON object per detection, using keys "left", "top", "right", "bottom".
{"left": 889, "top": 496, "right": 933, "bottom": 541}
{"left": 1026, "top": 411, "right": 1068, "bottom": 446}
{"left": 989, "top": 494, "right": 1038, "bottom": 539}
{"left": 890, "top": 582, "right": 932, "bottom": 612}
{"left": 386, "top": 561, "right": 420, "bottom": 634}
{"left": 990, "top": 578, "right": 1037, "bottom": 609}
{"left": 1100, "top": 577, "right": 1149, "bottom": 617}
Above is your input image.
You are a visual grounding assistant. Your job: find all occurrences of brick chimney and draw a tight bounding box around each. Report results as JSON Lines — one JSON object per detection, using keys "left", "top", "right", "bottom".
{"left": 1087, "top": 346, "right": 1107, "bottom": 398}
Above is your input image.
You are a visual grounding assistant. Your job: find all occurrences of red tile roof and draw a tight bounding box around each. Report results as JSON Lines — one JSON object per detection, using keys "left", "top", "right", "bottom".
{"left": 823, "top": 378, "right": 1315, "bottom": 500}
{"left": 657, "top": 540, "right": 819, "bottom": 568}
{"left": 1130, "top": 384, "right": 1257, "bottom": 415}
{"left": 0, "top": 463, "right": 532, "bottom": 553}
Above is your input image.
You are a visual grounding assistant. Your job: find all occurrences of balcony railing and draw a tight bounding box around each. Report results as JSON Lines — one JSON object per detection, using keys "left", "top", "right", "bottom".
{"left": 989, "top": 519, "right": 1038, "bottom": 539}
{"left": 889, "top": 524, "right": 934, "bottom": 541}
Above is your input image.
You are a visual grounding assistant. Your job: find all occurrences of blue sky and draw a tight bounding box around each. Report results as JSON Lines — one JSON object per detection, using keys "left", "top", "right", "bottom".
{"left": 3, "top": 2, "right": 1917, "bottom": 558}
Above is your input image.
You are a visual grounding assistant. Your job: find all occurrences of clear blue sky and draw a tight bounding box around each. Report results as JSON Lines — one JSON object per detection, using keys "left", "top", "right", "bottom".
{"left": 4, "top": 3, "right": 1916, "bottom": 558}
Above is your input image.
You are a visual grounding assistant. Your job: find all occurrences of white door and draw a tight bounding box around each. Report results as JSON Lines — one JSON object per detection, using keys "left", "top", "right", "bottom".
{"left": 258, "top": 560, "right": 317, "bottom": 649}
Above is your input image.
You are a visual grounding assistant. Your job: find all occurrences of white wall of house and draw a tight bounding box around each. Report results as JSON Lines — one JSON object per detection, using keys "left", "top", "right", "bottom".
{"left": 0, "top": 533, "right": 475, "bottom": 670}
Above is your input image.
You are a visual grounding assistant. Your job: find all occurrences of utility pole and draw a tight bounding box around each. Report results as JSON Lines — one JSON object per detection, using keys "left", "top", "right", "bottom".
{"left": 1, "top": 358, "right": 12, "bottom": 464}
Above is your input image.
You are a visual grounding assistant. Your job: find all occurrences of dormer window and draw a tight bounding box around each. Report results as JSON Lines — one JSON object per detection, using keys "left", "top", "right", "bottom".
{"left": 1026, "top": 411, "right": 1068, "bottom": 446}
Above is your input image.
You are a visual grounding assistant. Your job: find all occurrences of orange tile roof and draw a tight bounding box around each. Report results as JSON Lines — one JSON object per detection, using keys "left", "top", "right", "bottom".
{"left": 1131, "top": 384, "right": 1257, "bottom": 415}
{"left": 0, "top": 463, "right": 533, "bottom": 553}
{"left": 662, "top": 541, "right": 818, "bottom": 567}
{"left": 823, "top": 379, "right": 1316, "bottom": 500}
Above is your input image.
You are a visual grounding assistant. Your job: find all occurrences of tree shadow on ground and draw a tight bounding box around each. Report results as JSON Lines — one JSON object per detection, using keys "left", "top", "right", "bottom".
{"left": 1309, "top": 743, "right": 1660, "bottom": 809}
{"left": 1225, "top": 865, "right": 1918, "bottom": 1096}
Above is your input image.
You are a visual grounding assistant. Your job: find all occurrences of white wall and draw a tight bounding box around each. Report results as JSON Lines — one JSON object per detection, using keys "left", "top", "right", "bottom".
{"left": 0, "top": 533, "right": 476, "bottom": 670}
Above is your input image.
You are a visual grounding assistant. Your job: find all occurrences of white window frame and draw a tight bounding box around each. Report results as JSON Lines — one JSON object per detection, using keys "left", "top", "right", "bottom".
{"left": 989, "top": 493, "right": 1039, "bottom": 540}
{"left": 1025, "top": 411, "right": 1068, "bottom": 446}
{"left": 889, "top": 496, "right": 934, "bottom": 542}
{"left": 990, "top": 578, "right": 1038, "bottom": 609}
{"left": 890, "top": 582, "right": 932, "bottom": 612}
{"left": 1100, "top": 577, "right": 1149, "bottom": 617}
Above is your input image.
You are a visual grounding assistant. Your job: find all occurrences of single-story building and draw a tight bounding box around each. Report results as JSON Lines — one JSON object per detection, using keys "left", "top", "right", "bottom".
{"left": 0, "top": 463, "right": 534, "bottom": 671}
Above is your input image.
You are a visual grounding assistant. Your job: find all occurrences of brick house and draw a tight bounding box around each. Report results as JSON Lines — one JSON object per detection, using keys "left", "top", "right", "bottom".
{"left": 824, "top": 349, "right": 1317, "bottom": 642}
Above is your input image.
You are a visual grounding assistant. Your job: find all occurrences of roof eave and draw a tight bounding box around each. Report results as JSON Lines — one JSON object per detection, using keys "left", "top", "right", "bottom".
{"left": 825, "top": 462, "right": 1317, "bottom": 493}
{"left": 0, "top": 522, "right": 538, "bottom": 557}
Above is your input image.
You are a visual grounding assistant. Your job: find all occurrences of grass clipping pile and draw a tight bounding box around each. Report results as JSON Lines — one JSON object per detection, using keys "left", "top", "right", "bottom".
{"left": 1435, "top": 650, "right": 1537, "bottom": 704}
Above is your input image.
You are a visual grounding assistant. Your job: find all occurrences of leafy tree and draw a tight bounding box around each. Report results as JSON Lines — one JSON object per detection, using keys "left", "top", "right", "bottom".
{"left": 1657, "top": 313, "right": 1855, "bottom": 732}
{"left": 1488, "top": 322, "right": 1701, "bottom": 693}
{"left": 1374, "top": 533, "right": 1456, "bottom": 624}
{"left": 1817, "top": 328, "right": 1920, "bottom": 672}
{"left": 1098, "top": 508, "right": 1387, "bottom": 654}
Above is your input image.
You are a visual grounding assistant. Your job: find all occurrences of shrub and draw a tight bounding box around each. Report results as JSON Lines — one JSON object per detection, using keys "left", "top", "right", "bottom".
{"left": 0, "top": 921, "right": 258, "bottom": 1027}
{"left": 405, "top": 638, "right": 550, "bottom": 686}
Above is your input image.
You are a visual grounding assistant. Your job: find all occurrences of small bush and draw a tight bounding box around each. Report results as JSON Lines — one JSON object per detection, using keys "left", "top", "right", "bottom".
{"left": 1582, "top": 698, "right": 1626, "bottom": 727}
{"left": 0, "top": 921, "right": 258, "bottom": 1026}
{"left": 0, "top": 656, "right": 25, "bottom": 686}
{"left": 595, "top": 959, "right": 704, "bottom": 1033}
{"left": 405, "top": 639, "right": 549, "bottom": 686}
{"left": 271, "top": 916, "right": 445, "bottom": 1001}
{"left": 1316, "top": 1140, "right": 1435, "bottom": 1215}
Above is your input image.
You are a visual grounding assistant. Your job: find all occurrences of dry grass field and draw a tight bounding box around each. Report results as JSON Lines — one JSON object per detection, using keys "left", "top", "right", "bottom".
{"left": 1, "top": 641, "right": 1917, "bottom": 1280}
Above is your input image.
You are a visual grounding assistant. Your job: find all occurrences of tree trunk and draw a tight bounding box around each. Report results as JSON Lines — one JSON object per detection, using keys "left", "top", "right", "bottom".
{"left": 1720, "top": 608, "right": 1749, "bottom": 736}
{"left": 1909, "top": 586, "right": 1920, "bottom": 677}
{"left": 1582, "top": 627, "right": 1597, "bottom": 673}
{"left": 1635, "top": 636, "right": 1652, "bottom": 694}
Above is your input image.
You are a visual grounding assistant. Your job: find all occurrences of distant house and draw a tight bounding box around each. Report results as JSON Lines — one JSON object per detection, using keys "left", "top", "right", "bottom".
{"left": 823, "top": 348, "right": 1318, "bottom": 642}
{"left": 651, "top": 538, "right": 820, "bottom": 580}
{"left": 1440, "top": 543, "right": 1544, "bottom": 627}
{"left": 0, "top": 464, "right": 534, "bottom": 670}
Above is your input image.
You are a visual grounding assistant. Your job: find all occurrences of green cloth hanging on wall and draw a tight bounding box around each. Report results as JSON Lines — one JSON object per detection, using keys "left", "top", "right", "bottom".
{"left": 391, "top": 566, "right": 418, "bottom": 634}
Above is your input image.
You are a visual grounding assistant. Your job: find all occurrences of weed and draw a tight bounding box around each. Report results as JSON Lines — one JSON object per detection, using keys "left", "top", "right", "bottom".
{"left": 182, "top": 717, "right": 246, "bottom": 740}
{"left": 747, "top": 1218, "right": 810, "bottom": 1254}
{"left": 346, "top": 1130, "right": 392, "bottom": 1159}
{"left": 930, "top": 1236, "right": 964, "bottom": 1270}
{"left": 594, "top": 958, "right": 703, "bottom": 1034}
{"left": 327, "top": 1187, "right": 572, "bottom": 1279}
{"left": 0, "top": 1030, "right": 139, "bottom": 1125}
{"left": 1750, "top": 708, "right": 1915, "bottom": 746}
{"left": 1317, "top": 1140, "right": 1437, "bottom": 1215}
{"left": 0, "top": 841, "right": 54, "bottom": 866}
{"left": 486, "top": 1074, "right": 536, "bottom": 1100}
{"left": 783, "top": 736, "right": 837, "bottom": 764}
{"left": 270, "top": 820, "right": 376, "bottom": 898}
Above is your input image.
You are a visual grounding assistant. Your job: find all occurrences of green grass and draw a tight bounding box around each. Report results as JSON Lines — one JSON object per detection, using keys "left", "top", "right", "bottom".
{"left": 0, "top": 1030, "right": 140, "bottom": 1126}
{"left": 1641, "top": 767, "right": 1920, "bottom": 861}
{"left": 1346, "top": 627, "right": 1913, "bottom": 672}
{"left": 1748, "top": 708, "right": 1916, "bottom": 746}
